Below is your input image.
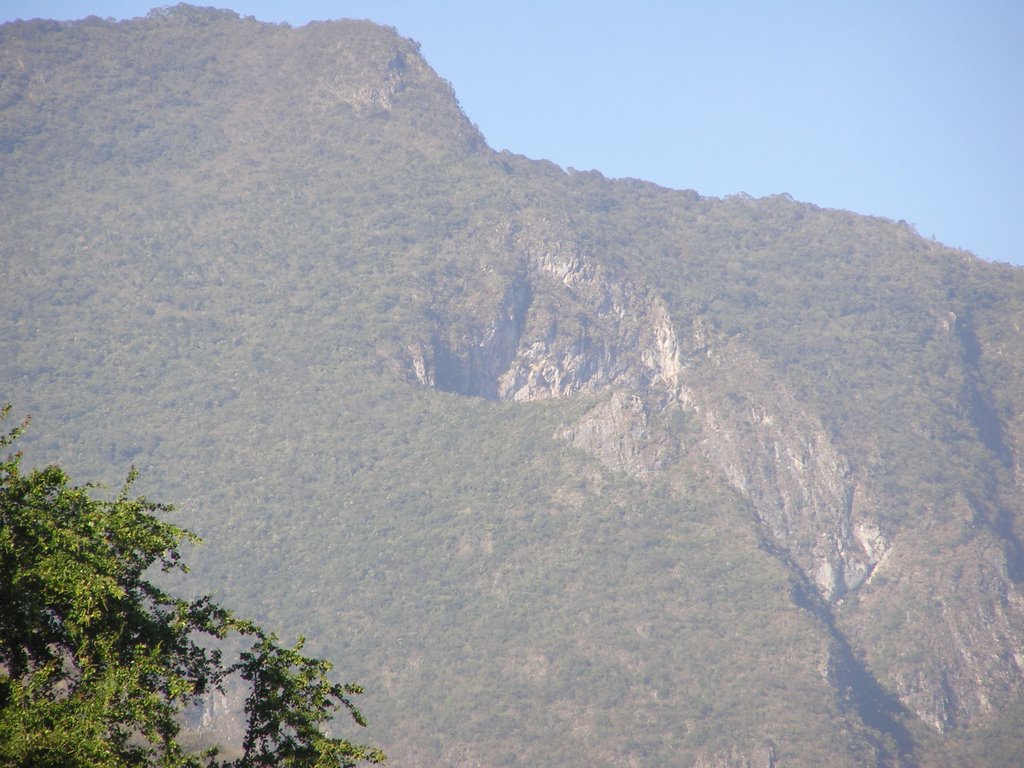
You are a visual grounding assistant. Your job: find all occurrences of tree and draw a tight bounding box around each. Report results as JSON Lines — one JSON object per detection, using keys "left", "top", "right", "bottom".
{"left": 0, "top": 405, "right": 385, "bottom": 768}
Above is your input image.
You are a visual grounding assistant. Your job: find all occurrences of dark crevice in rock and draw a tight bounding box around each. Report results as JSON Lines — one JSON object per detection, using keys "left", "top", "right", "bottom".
{"left": 430, "top": 275, "right": 532, "bottom": 399}
{"left": 957, "top": 315, "right": 1012, "bottom": 468}
{"left": 777, "top": 536, "right": 915, "bottom": 764}
{"left": 756, "top": 530, "right": 911, "bottom": 763}
{"left": 965, "top": 491, "right": 1024, "bottom": 584}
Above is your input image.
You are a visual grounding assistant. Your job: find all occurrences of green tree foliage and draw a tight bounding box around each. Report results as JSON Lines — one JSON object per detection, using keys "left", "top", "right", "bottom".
{"left": 0, "top": 405, "right": 384, "bottom": 768}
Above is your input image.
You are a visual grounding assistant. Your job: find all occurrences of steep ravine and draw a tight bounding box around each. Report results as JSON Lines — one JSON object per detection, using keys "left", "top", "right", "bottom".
{"left": 397, "top": 222, "right": 1024, "bottom": 742}
{"left": 401, "top": 222, "right": 884, "bottom": 603}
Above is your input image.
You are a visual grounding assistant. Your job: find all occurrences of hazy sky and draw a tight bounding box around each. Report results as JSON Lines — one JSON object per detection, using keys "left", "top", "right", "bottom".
{"left": 5, "top": 1, "right": 1023, "bottom": 265}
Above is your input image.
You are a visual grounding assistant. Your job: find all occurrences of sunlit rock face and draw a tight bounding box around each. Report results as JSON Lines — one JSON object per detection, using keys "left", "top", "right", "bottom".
{"left": 399, "top": 215, "right": 1024, "bottom": 735}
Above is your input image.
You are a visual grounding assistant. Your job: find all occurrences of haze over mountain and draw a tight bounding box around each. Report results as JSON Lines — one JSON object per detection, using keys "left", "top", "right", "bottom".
{"left": 3, "top": 6, "right": 1024, "bottom": 767}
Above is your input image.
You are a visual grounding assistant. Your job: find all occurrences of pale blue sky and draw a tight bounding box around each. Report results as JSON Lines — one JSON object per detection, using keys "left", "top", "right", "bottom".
{"left": 4, "top": 1, "right": 1022, "bottom": 265}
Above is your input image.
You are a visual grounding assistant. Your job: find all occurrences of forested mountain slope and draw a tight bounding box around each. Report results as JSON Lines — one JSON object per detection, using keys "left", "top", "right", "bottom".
{"left": 3, "top": 6, "right": 1024, "bottom": 766}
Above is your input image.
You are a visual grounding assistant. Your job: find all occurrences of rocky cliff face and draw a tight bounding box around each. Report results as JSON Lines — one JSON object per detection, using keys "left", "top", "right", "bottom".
{"left": 398, "top": 215, "right": 1024, "bottom": 738}
{"left": 401, "top": 220, "right": 884, "bottom": 603}
{"left": 846, "top": 512, "right": 1024, "bottom": 732}
{"left": 406, "top": 219, "right": 684, "bottom": 406}
{"left": 676, "top": 332, "right": 889, "bottom": 604}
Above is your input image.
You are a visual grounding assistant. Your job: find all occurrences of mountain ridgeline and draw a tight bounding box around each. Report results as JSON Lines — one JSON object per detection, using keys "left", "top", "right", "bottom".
{"left": 3, "top": 6, "right": 1024, "bottom": 767}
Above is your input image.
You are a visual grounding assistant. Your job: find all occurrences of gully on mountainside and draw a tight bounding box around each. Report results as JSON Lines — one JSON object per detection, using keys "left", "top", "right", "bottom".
{"left": 398, "top": 222, "right": 1024, "bottom": 733}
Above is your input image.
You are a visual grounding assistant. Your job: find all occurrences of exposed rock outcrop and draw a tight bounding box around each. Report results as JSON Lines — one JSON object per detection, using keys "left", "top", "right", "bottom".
{"left": 561, "top": 389, "right": 672, "bottom": 476}
{"left": 848, "top": 513, "right": 1024, "bottom": 732}
{"left": 676, "top": 334, "right": 888, "bottom": 602}
{"left": 396, "top": 219, "right": 1024, "bottom": 735}
{"left": 405, "top": 220, "right": 683, "bottom": 405}
{"left": 403, "top": 220, "right": 886, "bottom": 603}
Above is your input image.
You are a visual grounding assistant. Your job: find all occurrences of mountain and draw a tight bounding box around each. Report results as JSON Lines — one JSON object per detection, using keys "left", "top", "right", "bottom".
{"left": 3, "top": 5, "right": 1024, "bottom": 766}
